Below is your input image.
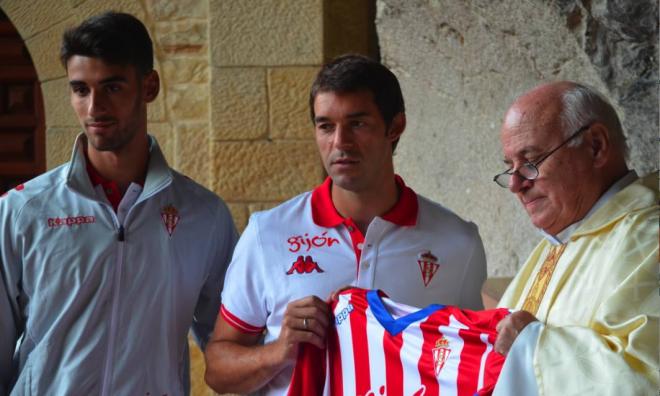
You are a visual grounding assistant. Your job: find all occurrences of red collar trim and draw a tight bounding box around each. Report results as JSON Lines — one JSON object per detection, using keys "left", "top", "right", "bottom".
{"left": 311, "top": 175, "right": 418, "bottom": 227}
{"left": 85, "top": 158, "right": 123, "bottom": 211}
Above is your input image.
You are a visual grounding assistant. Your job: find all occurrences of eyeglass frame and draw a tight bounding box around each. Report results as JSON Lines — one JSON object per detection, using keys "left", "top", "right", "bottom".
{"left": 493, "top": 123, "right": 592, "bottom": 188}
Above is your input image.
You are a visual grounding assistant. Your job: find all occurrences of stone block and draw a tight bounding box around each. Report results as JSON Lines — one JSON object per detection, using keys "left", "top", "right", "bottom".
{"left": 148, "top": 122, "right": 174, "bottom": 166}
{"left": 247, "top": 202, "right": 279, "bottom": 215}
{"left": 188, "top": 335, "right": 216, "bottom": 396}
{"left": 167, "top": 84, "right": 209, "bottom": 121}
{"left": 147, "top": 82, "right": 167, "bottom": 123}
{"left": 41, "top": 77, "right": 79, "bottom": 127}
{"left": 209, "top": 0, "right": 323, "bottom": 66}
{"left": 162, "top": 58, "right": 209, "bottom": 84}
{"left": 155, "top": 21, "right": 207, "bottom": 55}
{"left": 211, "top": 140, "right": 321, "bottom": 201}
{"left": 268, "top": 67, "right": 318, "bottom": 139}
{"left": 147, "top": 0, "right": 208, "bottom": 21}
{"left": 211, "top": 67, "right": 268, "bottom": 140}
{"left": 175, "top": 122, "right": 211, "bottom": 187}
{"left": 324, "top": 0, "right": 376, "bottom": 60}
{"left": 72, "top": 1, "right": 145, "bottom": 22}
{"left": 25, "top": 19, "right": 70, "bottom": 81}
{"left": 1, "top": 0, "right": 74, "bottom": 39}
{"left": 45, "top": 127, "right": 79, "bottom": 170}
{"left": 226, "top": 202, "right": 249, "bottom": 232}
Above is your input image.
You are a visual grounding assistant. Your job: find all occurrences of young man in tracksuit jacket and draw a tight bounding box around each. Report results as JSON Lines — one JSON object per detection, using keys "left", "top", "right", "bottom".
{"left": 0, "top": 12, "right": 237, "bottom": 395}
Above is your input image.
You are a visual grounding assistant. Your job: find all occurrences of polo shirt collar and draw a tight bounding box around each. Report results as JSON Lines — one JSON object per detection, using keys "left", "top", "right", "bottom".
{"left": 311, "top": 175, "right": 418, "bottom": 227}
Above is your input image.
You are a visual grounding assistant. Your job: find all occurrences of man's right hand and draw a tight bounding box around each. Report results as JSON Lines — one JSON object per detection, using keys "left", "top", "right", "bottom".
{"left": 204, "top": 296, "right": 331, "bottom": 394}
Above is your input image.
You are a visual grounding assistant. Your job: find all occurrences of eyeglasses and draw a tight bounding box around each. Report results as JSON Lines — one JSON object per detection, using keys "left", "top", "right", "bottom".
{"left": 493, "top": 124, "right": 592, "bottom": 188}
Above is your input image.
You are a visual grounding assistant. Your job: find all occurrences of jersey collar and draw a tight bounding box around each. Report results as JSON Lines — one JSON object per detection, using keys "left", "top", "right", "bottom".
{"left": 367, "top": 289, "right": 445, "bottom": 336}
{"left": 311, "top": 175, "right": 419, "bottom": 227}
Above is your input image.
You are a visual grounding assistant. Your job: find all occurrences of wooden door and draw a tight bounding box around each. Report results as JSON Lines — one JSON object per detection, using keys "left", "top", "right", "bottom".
{"left": 0, "top": 9, "right": 45, "bottom": 194}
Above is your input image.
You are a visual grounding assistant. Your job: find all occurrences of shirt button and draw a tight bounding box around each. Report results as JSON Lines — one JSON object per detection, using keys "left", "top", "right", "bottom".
{"left": 362, "top": 261, "right": 369, "bottom": 270}
{"left": 357, "top": 242, "right": 364, "bottom": 250}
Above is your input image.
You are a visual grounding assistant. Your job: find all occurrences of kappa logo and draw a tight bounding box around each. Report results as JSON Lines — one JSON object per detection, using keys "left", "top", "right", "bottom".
{"left": 286, "top": 255, "right": 324, "bottom": 275}
{"left": 161, "top": 204, "right": 180, "bottom": 237}
{"left": 432, "top": 336, "right": 451, "bottom": 377}
{"left": 335, "top": 303, "right": 354, "bottom": 326}
{"left": 417, "top": 250, "right": 440, "bottom": 287}
{"left": 47, "top": 215, "right": 96, "bottom": 228}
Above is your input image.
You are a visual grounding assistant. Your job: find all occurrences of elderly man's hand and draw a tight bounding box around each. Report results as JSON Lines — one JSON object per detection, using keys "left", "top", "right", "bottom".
{"left": 494, "top": 310, "right": 538, "bottom": 355}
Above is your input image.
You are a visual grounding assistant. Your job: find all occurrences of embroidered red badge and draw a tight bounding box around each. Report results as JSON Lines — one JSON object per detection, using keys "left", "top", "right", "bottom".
{"left": 286, "top": 255, "right": 324, "bottom": 275}
{"left": 432, "top": 336, "right": 451, "bottom": 376}
{"left": 417, "top": 250, "right": 440, "bottom": 287}
{"left": 161, "top": 204, "right": 180, "bottom": 237}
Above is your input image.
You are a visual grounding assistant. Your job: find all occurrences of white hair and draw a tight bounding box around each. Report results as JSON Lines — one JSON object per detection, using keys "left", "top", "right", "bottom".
{"left": 560, "top": 83, "right": 629, "bottom": 159}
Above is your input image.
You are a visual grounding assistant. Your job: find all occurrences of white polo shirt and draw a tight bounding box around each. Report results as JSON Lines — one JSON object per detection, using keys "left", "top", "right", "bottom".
{"left": 220, "top": 176, "right": 486, "bottom": 395}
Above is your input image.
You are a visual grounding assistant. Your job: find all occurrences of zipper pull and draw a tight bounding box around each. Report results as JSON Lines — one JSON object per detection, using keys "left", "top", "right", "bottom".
{"left": 118, "top": 225, "right": 125, "bottom": 242}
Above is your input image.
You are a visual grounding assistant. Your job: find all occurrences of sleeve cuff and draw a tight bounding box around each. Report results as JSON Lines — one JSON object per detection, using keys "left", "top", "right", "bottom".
{"left": 220, "top": 304, "right": 265, "bottom": 334}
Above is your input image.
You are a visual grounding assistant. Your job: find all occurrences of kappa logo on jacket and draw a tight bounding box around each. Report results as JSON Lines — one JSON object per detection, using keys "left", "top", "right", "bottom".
{"left": 47, "top": 215, "right": 96, "bottom": 228}
{"left": 286, "top": 255, "right": 324, "bottom": 275}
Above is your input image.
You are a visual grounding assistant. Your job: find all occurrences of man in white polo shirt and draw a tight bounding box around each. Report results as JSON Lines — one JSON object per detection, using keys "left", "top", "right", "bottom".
{"left": 204, "top": 54, "right": 487, "bottom": 395}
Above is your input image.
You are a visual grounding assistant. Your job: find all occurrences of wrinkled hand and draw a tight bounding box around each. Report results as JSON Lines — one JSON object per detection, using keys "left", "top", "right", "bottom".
{"left": 275, "top": 295, "right": 331, "bottom": 364}
{"left": 494, "top": 310, "right": 538, "bottom": 355}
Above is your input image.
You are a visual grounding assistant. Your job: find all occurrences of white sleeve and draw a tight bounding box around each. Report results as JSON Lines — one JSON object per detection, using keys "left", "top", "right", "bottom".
{"left": 220, "top": 213, "right": 270, "bottom": 334}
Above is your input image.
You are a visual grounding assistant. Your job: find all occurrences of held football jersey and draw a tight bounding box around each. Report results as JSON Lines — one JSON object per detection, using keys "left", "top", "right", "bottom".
{"left": 288, "top": 288, "right": 510, "bottom": 396}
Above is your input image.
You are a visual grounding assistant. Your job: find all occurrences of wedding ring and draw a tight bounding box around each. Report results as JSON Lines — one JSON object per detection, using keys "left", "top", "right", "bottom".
{"left": 303, "top": 317, "right": 309, "bottom": 330}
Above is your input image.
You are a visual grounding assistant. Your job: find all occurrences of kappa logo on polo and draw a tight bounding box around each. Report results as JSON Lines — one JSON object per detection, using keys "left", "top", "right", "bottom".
{"left": 161, "top": 204, "right": 180, "bottom": 237}
{"left": 286, "top": 255, "right": 324, "bottom": 275}
{"left": 417, "top": 250, "right": 440, "bottom": 287}
{"left": 47, "top": 215, "right": 96, "bottom": 228}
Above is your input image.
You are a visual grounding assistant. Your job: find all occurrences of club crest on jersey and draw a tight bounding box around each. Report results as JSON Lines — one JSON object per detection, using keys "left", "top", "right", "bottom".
{"left": 286, "top": 255, "right": 324, "bottom": 275}
{"left": 417, "top": 250, "right": 440, "bottom": 287}
{"left": 432, "top": 336, "right": 451, "bottom": 376}
{"left": 161, "top": 204, "right": 180, "bottom": 237}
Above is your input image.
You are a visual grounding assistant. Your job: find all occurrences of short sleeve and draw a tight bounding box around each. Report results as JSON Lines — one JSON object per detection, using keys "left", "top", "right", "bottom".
{"left": 220, "top": 213, "right": 269, "bottom": 334}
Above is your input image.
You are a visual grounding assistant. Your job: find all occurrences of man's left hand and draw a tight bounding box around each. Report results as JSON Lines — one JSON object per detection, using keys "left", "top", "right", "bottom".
{"left": 494, "top": 310, "right": 538, "bottom": 355}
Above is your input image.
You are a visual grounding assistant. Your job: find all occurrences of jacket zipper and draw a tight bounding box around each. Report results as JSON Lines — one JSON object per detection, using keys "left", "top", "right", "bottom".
{"left": 100, "top": 218, "right": 125, "bottom": 396}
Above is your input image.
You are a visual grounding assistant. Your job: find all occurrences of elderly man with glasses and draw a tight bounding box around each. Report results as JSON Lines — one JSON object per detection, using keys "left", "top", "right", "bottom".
{"left": 489, "top": 81, "right": 658, "bottom": 395}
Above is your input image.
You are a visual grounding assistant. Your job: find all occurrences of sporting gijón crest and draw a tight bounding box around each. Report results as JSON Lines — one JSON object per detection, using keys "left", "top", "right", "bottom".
{"left": 161, "top": 204, "right": 180, "bottom": 237}
{"left": 417, "top": 250, "right": 440, "bottom": 287}
{"left": 286, "top": 255, "right": 324, "bottom": 275}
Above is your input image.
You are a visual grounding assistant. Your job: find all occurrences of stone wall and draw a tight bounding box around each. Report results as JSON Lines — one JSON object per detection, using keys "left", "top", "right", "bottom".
{"left": 376, "top": 0, "right": 658, "bottom": 276}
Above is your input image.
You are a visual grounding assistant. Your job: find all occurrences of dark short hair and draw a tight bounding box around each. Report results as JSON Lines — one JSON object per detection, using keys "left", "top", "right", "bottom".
{"left": 309, "top": 54, "right": 405, "bottom": 150}
{"left": 60, "top": 11, "right": 153, "bottom": 75}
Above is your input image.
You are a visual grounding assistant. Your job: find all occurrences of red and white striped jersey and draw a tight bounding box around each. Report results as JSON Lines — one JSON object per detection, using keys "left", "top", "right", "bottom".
{"left": 289, "top": 288, "right": 510, "bottom": 396}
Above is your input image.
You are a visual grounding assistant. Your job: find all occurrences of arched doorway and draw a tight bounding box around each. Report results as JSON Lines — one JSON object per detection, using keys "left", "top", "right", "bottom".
{"left": 0, "top": 8, "right": 45, "bottom": 193}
